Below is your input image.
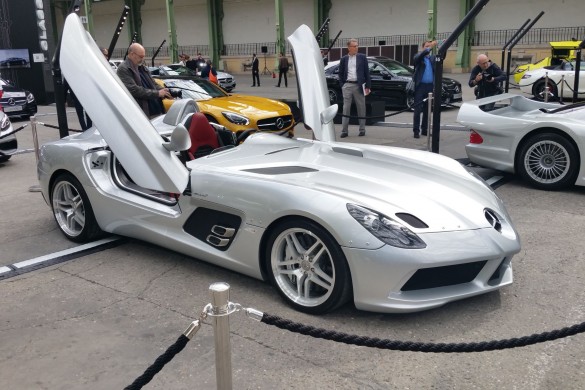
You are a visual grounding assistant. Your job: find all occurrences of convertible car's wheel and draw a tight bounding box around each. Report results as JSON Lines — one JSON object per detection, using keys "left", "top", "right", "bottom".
{"left": 532, "top": 79, "right": 558, "bottom": 102}
{"left": 517, "top": 133, "right": 579, "bottom": 190}
{"left": 51, "top": 173, "right": 103, "bottom": 242}
{"left": 328, "top": 88, "right": 339, "bottom": 105}
{"left": 265, "top": 219, "right": 352, "bottom": 314}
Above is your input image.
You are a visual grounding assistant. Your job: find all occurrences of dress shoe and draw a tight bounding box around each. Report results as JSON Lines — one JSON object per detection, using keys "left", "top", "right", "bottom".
{"left": 414, "top": 133, "right": 420, "bottom": 139}
{"left": 275, "top": 85, "right": 280, "bottom": 87}
{"left": 340, "top": 133, "right": 348, "bottom": 138}
{"left": 421, "top": 131, "right": 428, "bottom": 136}
{"left": 359, "top": 131, "right": 365, "bottom": 136}
{"left": 251, "top": 85, "right": 256, "bottom": 87}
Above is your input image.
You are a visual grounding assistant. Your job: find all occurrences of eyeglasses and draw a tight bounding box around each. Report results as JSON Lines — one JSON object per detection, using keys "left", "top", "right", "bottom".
{"left": 479, "top": 61, "right": 489, "bottom": 65}
{"left": 348, "top": 45, "right": 358, "bottom": 48}
{"left": 131, "top": 52, "right": 145, "bottom": 59}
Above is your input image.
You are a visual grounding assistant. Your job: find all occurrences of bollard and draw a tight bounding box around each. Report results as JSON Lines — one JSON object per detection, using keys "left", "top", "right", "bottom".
{"left": 28, "top": 116, "right": 41, "bottom": 193}
{"left": 560, "top": 75, "right": 565, "bottom": 104}
{"left": 544, "top": 72, "right": 549, "bottom": 103}
{"left": 426, "top": 92, "right": 433, "bottom": 152}
{"left": 209, "top": 282, "right": 233, "bottom": 390}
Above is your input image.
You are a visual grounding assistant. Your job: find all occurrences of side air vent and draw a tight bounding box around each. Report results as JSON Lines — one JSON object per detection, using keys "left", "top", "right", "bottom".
{"left": 331, "top": 147, "right": 363, "bottom": 157}
{"left": 395, "top": 213, "right": 429, "bottom": 229}
{"left": 242, "top": 166, "right": 318, "bottom": 175}
{"left": 183, "top": 208, "right": 242, "bottom": 251}
{"left": 484, "top": 208, "right": 502, "bottom": 233}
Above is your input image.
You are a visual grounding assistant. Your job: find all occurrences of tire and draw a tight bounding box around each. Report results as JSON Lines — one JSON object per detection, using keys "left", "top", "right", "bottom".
{"left": 265, "top": 219, "right": 352, "bottom": 314}
{"left": 328, "top": 88, "right": 340, "bottom": 105}
{"left": 516, "top": 133, "right": 579, "bottom": 190}
{"left": 406, "top": 92, "right": 415, "bottom": 110}
{"left": 0, "top": 155, "right": 11, "bottom": 163}
{"left": 532, "top": 79, "right": 558, "bottom": 102}
{"left": 50, "top": 173, "right": 103, "bottom": 242}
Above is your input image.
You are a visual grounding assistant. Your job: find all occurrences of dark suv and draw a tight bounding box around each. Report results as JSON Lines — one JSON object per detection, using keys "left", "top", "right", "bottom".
{"left": 325, "top": 56, "right": 462, "bottom": 109}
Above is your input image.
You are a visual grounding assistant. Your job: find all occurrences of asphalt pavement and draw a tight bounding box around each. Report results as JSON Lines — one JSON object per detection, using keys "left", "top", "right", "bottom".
{"left": 1, "top": 74, "right": 585, "bottom": 389}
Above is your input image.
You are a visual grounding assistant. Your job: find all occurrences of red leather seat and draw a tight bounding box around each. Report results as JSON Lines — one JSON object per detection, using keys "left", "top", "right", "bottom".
{"left": 187, "top": 112, "right": 220, "bottom": 159}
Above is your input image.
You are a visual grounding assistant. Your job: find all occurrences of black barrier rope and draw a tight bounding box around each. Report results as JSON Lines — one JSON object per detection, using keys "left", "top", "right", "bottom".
{"left": 337, "top": 98, "right": 426, "bottom": 120}
{"left": 0, "top": 124, "right": 28, "bottom": 140}
{"left": 124, "top": 334, "right": 190, "bottom": 390}
{"left": 260, "top": 312, "right": 585, "bottom": 353}
{"left": 38, "top": 122, "right": 83, "bottom": 133}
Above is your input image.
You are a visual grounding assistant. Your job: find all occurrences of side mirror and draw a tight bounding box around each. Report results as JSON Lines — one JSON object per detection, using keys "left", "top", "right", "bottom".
{"left": 320, "top": 104, "right": 338, "bottom": 125}
{"left": 163, "top": 124, "right": 191, "bottom": 152}
{"left": 381, "top": 71, "right": 391, "bottom": 79}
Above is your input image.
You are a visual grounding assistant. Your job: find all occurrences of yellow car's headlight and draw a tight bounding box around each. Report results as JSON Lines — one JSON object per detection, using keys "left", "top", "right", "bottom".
{"left": 222, "top": 112, "right": 249, "bottom": 126}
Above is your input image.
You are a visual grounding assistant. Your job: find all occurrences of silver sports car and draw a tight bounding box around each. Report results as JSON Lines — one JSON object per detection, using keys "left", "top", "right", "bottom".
{"left": 37, "top": 14, "right": 521, "bottom": 314}
{"left": 458, "top": 93, "right": 585, "bottom": 190}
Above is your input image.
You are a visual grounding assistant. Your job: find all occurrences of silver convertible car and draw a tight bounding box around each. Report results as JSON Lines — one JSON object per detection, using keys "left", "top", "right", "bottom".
{"left": 458, "top": 93, "right": 585, "bottom": 190}
{"left": 37, "top": 15, "right": 521, "bottom": 314}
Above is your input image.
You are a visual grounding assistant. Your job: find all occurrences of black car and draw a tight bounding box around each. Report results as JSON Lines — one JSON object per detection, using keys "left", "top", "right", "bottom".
{"left": 325, "top": 56, "right": 462, "bottom": 109}
{"left": 0, "top": 57, "right": 28, "bottom": 67}
{"left": 0, "top": 78, "right": 37, "bottom": 118}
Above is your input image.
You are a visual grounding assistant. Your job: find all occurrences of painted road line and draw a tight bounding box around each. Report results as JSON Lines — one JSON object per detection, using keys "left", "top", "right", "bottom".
{"left": 13, "top": 236, "right": 122, "bottom": 269}
{"left": 0, "top": 266, "right": 12, "bottom": 275}
{"left": 486, "top": 175, "right": 503, "bottom": 186}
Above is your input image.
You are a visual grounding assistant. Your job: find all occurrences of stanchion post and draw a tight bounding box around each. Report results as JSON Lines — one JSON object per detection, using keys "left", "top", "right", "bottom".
{"left": 209, "top": 282, "right": 233, "bottom": 390}
{"left": 426, "top": 92, "right": 433, "bottom": 152}
{"left": 28, "top": 115, "right": 42, "bottom": 193}
{"left": 544, "top": 72, "right": 549, "bottom": 103}
{"left": 560, "top": 75, "right": 565, "bottom": 104}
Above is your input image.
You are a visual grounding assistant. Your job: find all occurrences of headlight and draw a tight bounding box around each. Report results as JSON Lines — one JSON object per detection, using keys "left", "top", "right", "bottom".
{"left": 521, "top": 74, "right": 532, "bottom": 79}
{"left": 26, "top": 93, "right": 35, "bottom": 103}
{"left": 0, "top": 114, "right": 10, "bottom": 131}
{"left": 347, "top": 204, "right": 426, "bottom": 249}
{"left": 222, "top": 112, "right": 249, "bottom": 125}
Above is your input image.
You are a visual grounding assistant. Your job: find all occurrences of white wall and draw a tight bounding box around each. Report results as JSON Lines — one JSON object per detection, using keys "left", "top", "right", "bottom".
{"left": 84, "top": 0, "right": 585, "bottom": 50}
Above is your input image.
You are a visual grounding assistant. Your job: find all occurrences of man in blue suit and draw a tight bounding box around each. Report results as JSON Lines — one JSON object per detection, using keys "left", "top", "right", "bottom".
{"left": 338, "top": 39, "right": 371, "bottom": 138}
{"left": 412, "top": 40, "right": 437, "bottom": 138}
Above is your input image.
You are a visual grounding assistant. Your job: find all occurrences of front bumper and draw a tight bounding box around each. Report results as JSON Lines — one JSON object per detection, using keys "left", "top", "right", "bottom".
{"left": 344, "top": 228, "right": 519, "bottom": 313}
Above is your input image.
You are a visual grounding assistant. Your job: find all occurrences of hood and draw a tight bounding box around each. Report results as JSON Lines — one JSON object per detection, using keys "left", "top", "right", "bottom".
{"left": 59, "top": 14, "right": 189, "bottom": 193}
{"left": 191, "top": 135, "right": 507, "bottom": 233}
{"left": 288, "top": 25, "right": 337, "bottom": 142}
{"left": 200, "top": 94, "right": 291, "bottom": 116}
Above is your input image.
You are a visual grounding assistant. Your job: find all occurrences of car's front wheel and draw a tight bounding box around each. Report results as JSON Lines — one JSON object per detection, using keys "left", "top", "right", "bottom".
{"left": 265, "top": 219, "right": 352, "bottom": 314}
{"left": 406, "top": 92, "right": 415, "bottom": 110}
{"left": 517, "top": 133, "right": 579, "bottom": 190}
{"left": 51, "top": 173, "right": 103, "bottom": 242}
{"left": 328, "top": 88, "right": 340, "bottom": 105}
{"left": 532, "top": 79, "right": 558, "bottom": 102}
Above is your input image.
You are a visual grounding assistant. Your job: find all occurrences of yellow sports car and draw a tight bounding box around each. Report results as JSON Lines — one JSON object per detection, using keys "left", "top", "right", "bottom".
{"left": 513, "top": 40, "right": 580, "bottom": 83}
{"left": 154, "top": 77, "right": 294, "bottom": 136}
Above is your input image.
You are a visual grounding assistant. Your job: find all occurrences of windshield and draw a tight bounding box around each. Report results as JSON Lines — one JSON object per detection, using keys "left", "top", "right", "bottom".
{"left": 375, "top": 58, "right": 413, "bottom": 76}
{"left": 160, "top": 78, "right": 227, "bottom": 100}
{"left": 167, "top": 65, "right": 198, "bottom": 76}
{"left": 0, "top": 78, "right": 7, "bottom": 86}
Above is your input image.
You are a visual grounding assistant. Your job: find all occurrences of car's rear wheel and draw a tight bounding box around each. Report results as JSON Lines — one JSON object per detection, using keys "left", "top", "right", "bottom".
{"left": 532, "top": 79, "right": 558, "bottom": 102}
{"left": 517, "top": 133, "right": 579, "bottom": 190}
{"left": 265, "top": 219, "right": 352, "bottom": 314}
{"left": 51, "top": 173, "right": 103, "bottom": 242}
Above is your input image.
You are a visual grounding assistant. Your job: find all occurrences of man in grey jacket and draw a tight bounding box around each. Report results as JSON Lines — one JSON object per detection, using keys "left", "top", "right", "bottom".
{"left": 117, "top": 43, "right": 171, "bottom": 117}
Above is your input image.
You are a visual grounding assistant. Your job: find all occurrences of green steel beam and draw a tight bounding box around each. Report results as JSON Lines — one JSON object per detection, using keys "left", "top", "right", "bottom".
{"left": 124, "top": 0, "right": 145, "bottom": 44}
{"left": 207, "top": 0, "right": 224, "bottom": 68}
{"left": 83, "top": 0, "right": 94, "bottom": 36}
{"left": 427, "top": 0, "right": 437, "bottom": 41}
{"left": 275, "top": 0, "right": 285, "bottom": 61}
{"left": 314, "top": 0, "right": 332, "bottom": 47}
{"left": 455, "top": 0, "right": 474, "bottom": 69}
{"left": 165, "top": 0, "right": 178, "bottom": 63}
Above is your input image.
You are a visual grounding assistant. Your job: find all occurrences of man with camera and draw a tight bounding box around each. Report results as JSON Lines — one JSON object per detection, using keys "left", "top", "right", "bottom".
{"left": 469, "top": 54, "right": 507, "bottom": 103}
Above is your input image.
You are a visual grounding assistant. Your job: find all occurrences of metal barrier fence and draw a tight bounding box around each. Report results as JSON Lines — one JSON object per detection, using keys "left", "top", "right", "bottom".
{"left": 113, "top": 26, "right": 584, "bottom": 60}
{"left": 125, "top": 282, "right": 585, "bottom": 390}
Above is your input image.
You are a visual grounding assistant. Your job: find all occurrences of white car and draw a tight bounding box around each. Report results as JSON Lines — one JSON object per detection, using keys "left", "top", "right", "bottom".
{"left": 519, "top": 60, "right": 585, "bottom": 101}
{"left": 37, "top": 15, "right": 521, "bottom": 314}
{"left": 0, "top": 109, "right": 17, "bottom": 163}
{"left": 458, "top": 93, "right": 585, "bottom": 190}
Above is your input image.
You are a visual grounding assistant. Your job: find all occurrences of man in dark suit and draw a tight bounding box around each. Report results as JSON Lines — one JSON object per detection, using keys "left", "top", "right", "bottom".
{"left": 251, "top": 53, "right": 260, "bottom": 87}
{"left": 338, "top": 39, "right": 371, "bottom": 138}
{"left": 412, "top": 40, "right": 437, "bottom": 138}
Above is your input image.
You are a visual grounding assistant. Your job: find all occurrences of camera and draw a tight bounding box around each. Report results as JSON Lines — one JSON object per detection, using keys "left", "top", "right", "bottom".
{"left": 481, "top": 72, "right": 493, "bottom": 82}
{"left": 169, "top": 89, "right": 182, "bottom": 98}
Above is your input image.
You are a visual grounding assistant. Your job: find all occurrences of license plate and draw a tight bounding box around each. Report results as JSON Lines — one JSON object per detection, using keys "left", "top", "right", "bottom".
{"left": 3, "top": 105, "right": 22, "bottom": 112}
{"left": 453, "top": 93, "right": 462, "bottom": 100}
